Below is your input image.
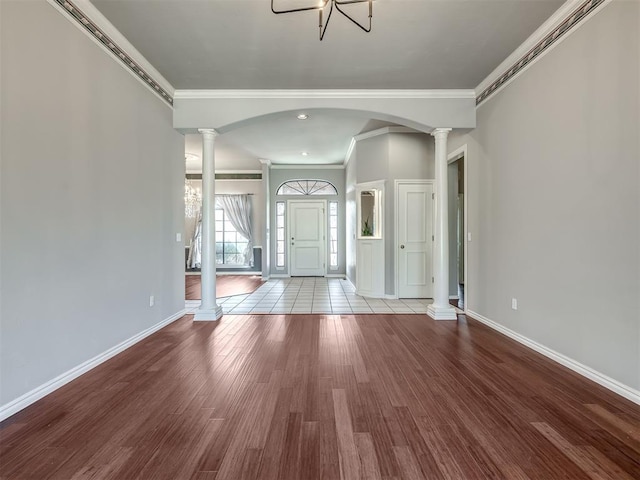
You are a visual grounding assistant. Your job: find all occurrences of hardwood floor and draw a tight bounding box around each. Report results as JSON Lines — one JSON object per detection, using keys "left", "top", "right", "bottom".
{"left": 1, "top": 313, "right": 639, "bottom": 479}
{"left": 185, "top": 274, "right": 264, "bottom": 300}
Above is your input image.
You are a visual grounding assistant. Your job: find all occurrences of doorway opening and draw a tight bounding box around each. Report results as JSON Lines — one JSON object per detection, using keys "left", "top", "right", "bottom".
{"left": 448, "top": 147, "right": 467, "bottom": 310}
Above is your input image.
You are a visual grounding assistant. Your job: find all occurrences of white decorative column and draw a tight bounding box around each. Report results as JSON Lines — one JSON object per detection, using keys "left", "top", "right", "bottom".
{"left": 427, "top": 128, "right": 458, "bottom": 321}
{"left": 259, "top": 159, "right": 271, "bottom": 281}
{"left": 194, "top": 129, "right": 223, "bottom": 321}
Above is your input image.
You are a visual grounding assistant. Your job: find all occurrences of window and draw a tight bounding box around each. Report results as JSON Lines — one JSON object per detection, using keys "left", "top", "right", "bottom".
{"left": 215, "top": 207, "right": 248, "bottom": 265}
{"left": 276, "top": 180, "right": 337, "bottom": 196}
{"left": 275, "top": 201, "right": 286, "bottom": 268}
{"left": 329, "top": 201, "right": 338, "bottom": 269}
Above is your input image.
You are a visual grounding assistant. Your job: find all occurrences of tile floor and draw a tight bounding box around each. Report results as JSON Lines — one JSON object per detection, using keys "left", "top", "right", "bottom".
{"left": 185, "top": 277, "right": 444, "bottom": 315}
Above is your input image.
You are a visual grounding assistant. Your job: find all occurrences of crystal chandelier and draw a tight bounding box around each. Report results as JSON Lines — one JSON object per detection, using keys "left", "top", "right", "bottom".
{"left": 184, "top": 179, "right": 202, "bottom": 218}
{"left": 271, "top": 0, "right": 372, "bottom": 41}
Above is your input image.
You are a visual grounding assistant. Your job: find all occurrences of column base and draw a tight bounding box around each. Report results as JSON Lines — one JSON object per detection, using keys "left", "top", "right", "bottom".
{"left": 427, "top": 304, "right": 458, "bottom": 321}
{"left": 194, "top": 304, "right": 223, "bottom": 321}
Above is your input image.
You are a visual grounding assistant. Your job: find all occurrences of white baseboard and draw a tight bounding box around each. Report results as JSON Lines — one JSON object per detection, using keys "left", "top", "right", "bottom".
{"left": 326, "top": 274, "right": 346, "bottom": 279}
{"left": 0, "top": 309, "right": 187, "bottom": 422}
{"left": 185, "top": 271, "right": 262, "bottom": 276}
{"left": 270, "top": 274, "right": 290, "bottom": 279}
{"left": 449, "top": 295, "right": 459, "bottom": 300}
{"left": 466, "top": 309, "right": 640, "bottom": 406}
{"left": 216, "top": 271, "right": 262, "bottom": 276}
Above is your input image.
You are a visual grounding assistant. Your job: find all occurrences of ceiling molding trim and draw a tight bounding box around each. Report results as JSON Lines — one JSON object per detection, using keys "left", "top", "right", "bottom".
{"left": 215, "top": 169, "right": 263, "bottom": 175}
{"left": 354, "top": 126, "right": 420, "bottom": 142}
{"left": 47, "top": 0, "right": 175, "bottom": 107}
{"left": 174, "top": 90, "right": 476, "bottom": 100}
{"left": 476, "top": 0, "right": 610, "bottom": 106}
{"left": 186, "top": 173, "right": 262, "bottom": 180}
{"left": 343, "top": 138, "right": 357, "bottom": 167}
{"left": 271, "top": 164, "right": 345, "bottom": 170}
{"left": 344, "top": 126, "right": 423, "bottom": 165}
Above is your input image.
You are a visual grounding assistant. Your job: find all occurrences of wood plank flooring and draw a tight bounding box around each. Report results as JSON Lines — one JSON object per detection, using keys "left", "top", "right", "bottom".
{"left": 185, "top": 274, "right": 264, "bottom": 300}
{"left": 1, "top": 313, "right": 639, "bottom": 479}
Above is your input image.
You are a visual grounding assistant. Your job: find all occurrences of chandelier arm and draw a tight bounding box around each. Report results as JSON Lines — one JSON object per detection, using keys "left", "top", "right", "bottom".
{"left": 319, "top": 1, "right": 334, "bottom": 41}
{"left": 271, "top": 0, "right": 330, "bottom": 14}
{"left": 334, "top": 0, "right": 372, "bottom": 33}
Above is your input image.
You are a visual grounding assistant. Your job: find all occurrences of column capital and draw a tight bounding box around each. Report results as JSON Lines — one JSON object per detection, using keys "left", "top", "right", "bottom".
{"left": 431, "top": 128, "right": 452, "bottom": 138}
{"left": 258, "top": 158, "right": 272, "bottom": 166}
{"left": 198, "top": 128, "right": 219, "bottom": 138}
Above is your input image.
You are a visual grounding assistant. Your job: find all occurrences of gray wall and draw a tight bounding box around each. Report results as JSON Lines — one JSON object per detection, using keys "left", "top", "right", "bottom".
{"left": 1, "top": 1, "right": 185, "bottom": 406}
{"left": 348, "top": 131, "right": 435, "bottom": 295}
{"left": 268, "top": 168, "right": 346, "bottom": 276}
{"left": 449, "top": 1, "right": 640, "bottom": 389}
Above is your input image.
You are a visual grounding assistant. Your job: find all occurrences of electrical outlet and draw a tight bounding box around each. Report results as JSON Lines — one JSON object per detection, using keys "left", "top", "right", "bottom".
{"left": 511, "top": 298, "right": 518, "bottom": 310}
{"left": 176, "top": 233, "right": 182, "bottom": 242}
{"left": 149, "top": 295, "right": 155, "bottom": 307}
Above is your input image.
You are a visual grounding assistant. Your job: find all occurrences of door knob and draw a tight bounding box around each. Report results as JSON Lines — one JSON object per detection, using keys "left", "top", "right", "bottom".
{"left": 400, "top": 245, "right": 405, "bottom": 249}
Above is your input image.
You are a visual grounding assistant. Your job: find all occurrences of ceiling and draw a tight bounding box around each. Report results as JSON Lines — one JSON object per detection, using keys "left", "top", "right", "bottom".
{"left": 91, "top": 0, "right": 565, "bottom": 170}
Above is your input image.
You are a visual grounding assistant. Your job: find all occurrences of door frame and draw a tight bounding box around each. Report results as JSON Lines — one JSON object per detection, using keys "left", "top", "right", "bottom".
{"left": 394, "top": 179, "right": 435, "bottom": 299}
{"left": 287, "top": 199, "right": 327, "bottom": 277}
{"left": 447, "top": 144, "right": 468, "bottom": 312}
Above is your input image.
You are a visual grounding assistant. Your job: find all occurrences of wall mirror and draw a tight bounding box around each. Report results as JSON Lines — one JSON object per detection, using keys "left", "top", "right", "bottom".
{"left": 356, "top": 182, "right": 383, "bottom": 239}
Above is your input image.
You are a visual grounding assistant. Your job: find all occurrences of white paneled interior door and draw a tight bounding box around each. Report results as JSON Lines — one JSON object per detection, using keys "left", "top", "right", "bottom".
{"left": 289, "top": 200, "right": 326, "bottom": 276}
{"left": 397, "top": 182, "right": 434, "bottom": 298}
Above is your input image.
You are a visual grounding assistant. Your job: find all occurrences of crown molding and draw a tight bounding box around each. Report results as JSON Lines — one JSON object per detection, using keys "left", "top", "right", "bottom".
{"left": 353, "top": 126, "right": 419, "bottom": 142}
{"left": 344, "top": 126, "right": 423, "bottom": 165}
{"left": 344, "top": 138, "right": 357, "bottom": 167}
{"left": 271, "top": 164, "right": 345, "bottom": 170}
{"left": 475, "top": 0, "right": 610, "bottom": 106}
{"left": 173, "top": 89, "right": 476, "bottom": 100}
{"left": 215, "top": 169, "right": 263, "bottom": 174}
{"left": 47, "top": 0, "right": 175, "bottom": 107}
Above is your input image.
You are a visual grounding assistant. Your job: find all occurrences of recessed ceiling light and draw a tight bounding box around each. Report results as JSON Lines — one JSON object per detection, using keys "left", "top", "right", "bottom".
{"left": 297, "top": 114, "right": 309, "bottom": 120}
{"left": 301, "top": 151, "right": 309, "bottom": 156}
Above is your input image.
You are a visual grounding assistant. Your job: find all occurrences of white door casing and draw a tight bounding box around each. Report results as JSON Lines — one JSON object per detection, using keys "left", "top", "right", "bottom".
{"left": 397, "top": 181, "right": 434, "bottom": 298}
{"left": 289, "top": 200, "right": 326, "bottom": 276}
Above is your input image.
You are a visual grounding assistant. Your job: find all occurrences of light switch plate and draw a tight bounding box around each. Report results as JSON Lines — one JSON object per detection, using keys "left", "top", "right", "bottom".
{"left": 176, "top": 233, "right": 182, "bottom": 242}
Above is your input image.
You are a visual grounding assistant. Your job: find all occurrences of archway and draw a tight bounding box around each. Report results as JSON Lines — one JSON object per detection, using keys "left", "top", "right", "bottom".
{"left": 179, "top": 95, "right": 473, "bottom": 321}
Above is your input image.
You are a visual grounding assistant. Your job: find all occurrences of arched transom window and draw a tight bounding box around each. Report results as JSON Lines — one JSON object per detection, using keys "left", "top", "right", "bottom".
{"left": 276, "top": 180, "right": 338, "bottom": 196}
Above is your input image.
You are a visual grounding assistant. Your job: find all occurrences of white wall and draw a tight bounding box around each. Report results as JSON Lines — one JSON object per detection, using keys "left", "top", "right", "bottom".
{"left": 449, "top": 0, "right": 640, "bottom": 389}
{"left": 1, "top": 1, "right": 185, "bottom": 407}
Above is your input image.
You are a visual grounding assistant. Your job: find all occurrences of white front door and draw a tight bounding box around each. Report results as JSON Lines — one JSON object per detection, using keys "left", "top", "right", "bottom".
{"left": 397, "top": 182, "right": 434, "bottom": 298}
{"left": 289, "top": 200, "right": 326, "bottom": 276}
